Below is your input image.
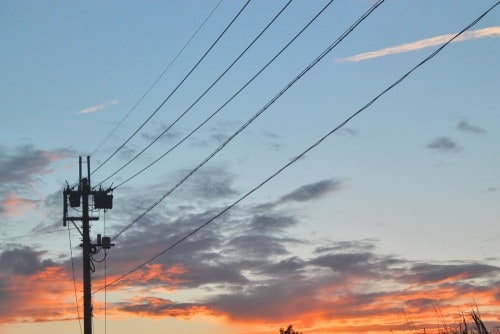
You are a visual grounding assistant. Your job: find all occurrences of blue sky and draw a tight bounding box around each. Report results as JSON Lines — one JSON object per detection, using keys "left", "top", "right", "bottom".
{"left": 1, "top": 1, "right": 499, "bottom": 334}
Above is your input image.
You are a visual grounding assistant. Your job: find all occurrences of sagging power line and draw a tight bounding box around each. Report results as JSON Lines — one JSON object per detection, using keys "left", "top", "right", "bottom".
{"left": 90, "top": 0, "right": 224, "bottom": 157}
{"left": 111, "top": 0, "right": 379, "bottom": 241}
{"left": 92, "top": 0, "right": 251, "bottom": 175}
{"left": 99, "top": 0, "right": 498, "bottom": 291}
{"left": 95, "top": 0, "right": 294, "bottom": 188}
{"left": 99, "top": 0, "right": 335, "bottom": 190}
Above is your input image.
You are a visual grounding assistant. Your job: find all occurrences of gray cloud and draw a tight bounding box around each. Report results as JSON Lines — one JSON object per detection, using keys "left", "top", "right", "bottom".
{"left": 249, "top": 214, "right": 297, "bottom": 233}
{"left": 426, "top": 136, "right": 462, "bottom": 153}
{"left": 116, "top": 297, "right": 207, "bottom": 317}
{"left": 310, "top": 252, "right": 375, "bottom": 274}
{"left": 141, "top": 123, "right": 183, "bottom": 143}
{"left": 336, "top": 127, "right": 357, "bottom": 136}
{"left": 0, "top": 145, "right": 72, "bottom": 189}
{"left": 0, "top": 247, "right": 54, "bottom": 276}
{"left": 405, "top": 262, "right": 500, "bottom": 284}
{"left": 457, "top": 120, "right": 486, "bottom": 134}
{"left": 314, "top": 239, "right": 377, "bottom": 254}
{"left": 0, "top": 145, "right": 73, "bottom": 215}
{"left": 18, "top": 166, "right": 496, "bottom": 326}
{"left": 279, "top": 179, "right": 343, "bottom": 204}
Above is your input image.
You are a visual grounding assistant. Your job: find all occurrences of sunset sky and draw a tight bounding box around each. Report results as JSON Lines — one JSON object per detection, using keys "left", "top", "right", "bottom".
{"left": 1, "top": 1, "right": 499, "bottom": 334}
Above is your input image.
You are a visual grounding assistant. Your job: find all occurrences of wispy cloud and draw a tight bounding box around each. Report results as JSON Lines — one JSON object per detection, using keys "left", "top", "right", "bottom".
{"left": 426, "top": 136, "right": 462, "bottom": 153}
{"left": 338, "top": 26, "right": 500, "bottom": 63}
{"left": 77, "top": 99, "right": 118, "bottom": 114}
{"left": 457, "top": 120, "right": 486, "bottom": 134}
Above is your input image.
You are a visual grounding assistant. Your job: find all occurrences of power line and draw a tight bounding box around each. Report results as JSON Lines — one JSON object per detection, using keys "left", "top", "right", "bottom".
{"left": 99, "top": 0, "right": 499, "bottom": 291}
{"left": 90, "top": 0, "right": 224, "bottom": 157}
{"left": 95, "top": 0, "right": 294, "bottom": 187}
{"left": 68, "top": 225, "right": 83, "bottom": 334}
{"left": 0, "top": 228, "right": 68, "bottom": 242}
{"left": 92, "top": 0, "right": 251, "bottom": 175}
{"left": 111, "top": 0, "right": 366, "bottom": 241}
{"left": 111, "top": 0, "right": 336, "bottom": 191}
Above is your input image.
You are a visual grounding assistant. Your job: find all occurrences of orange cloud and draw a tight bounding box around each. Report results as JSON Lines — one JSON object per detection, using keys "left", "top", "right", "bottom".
{"left": 0, "top": 265, "right": 78, "bottom": 323}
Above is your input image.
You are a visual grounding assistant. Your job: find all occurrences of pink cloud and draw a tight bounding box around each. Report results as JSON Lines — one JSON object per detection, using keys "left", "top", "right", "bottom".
{"left": 77, "top": 99, "right": 118, "bottom": 114}
{"left": 338, "top": 26, "right": 500, "bottom": 63}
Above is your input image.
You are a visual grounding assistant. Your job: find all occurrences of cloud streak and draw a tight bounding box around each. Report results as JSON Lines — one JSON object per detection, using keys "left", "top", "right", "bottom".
{"left": 338, "top": 26, "right": 500, "bottom": 63}
{"left": 76, "top": 99, "right": 118, "bottom": 114}
{"left": 457, "top": 120, "right": 486, "bottom": 134}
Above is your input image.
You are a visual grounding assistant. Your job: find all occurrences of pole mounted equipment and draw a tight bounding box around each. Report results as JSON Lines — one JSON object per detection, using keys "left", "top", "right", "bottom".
{"left": 63, "top": 156, "right": 115, "bottom": 334}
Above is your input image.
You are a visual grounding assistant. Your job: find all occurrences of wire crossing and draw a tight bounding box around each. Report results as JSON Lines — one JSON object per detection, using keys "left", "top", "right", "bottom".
{"left": 98, "top": 0, "right": 499, "bottom": 291}
{"left": 95, "top": 0, "right": 294, "bottom": 187}
{"left": 90, "top": 0, "right": 224, "bottom": 157}
{"left": 92, "top": 0, "right": 251, "bottom": 175}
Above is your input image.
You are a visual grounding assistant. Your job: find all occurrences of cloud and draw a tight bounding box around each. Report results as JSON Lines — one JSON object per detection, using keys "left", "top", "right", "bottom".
{"left": 0, "top": 145, "right": 72, "bottom": 188}
{"left": 116, "top": 297, "right": 209, "bottom": 318}
{"left": 76, "top": 99, "right": 118, "bottom": 114}
{"left": 0, "top": 145, "right": 73, "bottom": 216}
{"left": 279, "top": 179, "right": 343, "bottom": 204}
{"left": 404, "top": 262, "right": 500, "bottom": 284}
{"left": 0, "top": 193, "right": 38, "bottom": 216}
{"left": 141, "top": 122, "right": 183, "bottom": 142}
{"left": 0, "top": 247, "right": 54, "bottom": 276}
{"left": 4, "top": 172, "right": 500, "bottom": 331}
{"left": 338, "top": 26, "right": 500, "bottom": 63}
{"left": 457, "top": 120, "right": 486, "bottom": 134}
{"left": 426, "top": 136, "right": 462, "bottom": 153}
{"left": 336, "top": 127, "right": 357, "bottom": 136}
{"left": 0, "top": 247, "right": 73, "bottom": 323}
{"left": 92, "top": 174, "right": 500, "bottom": 329}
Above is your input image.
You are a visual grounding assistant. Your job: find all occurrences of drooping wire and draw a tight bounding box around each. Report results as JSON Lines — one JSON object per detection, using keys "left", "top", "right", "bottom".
{"left": 109, "top": 0, "right": 334, "bottom": 191}
{"left": 0, "top": 228, "right": 68, "bottom": 241}
{"left": 95, "top": 0, "right": 294, "bottom": 187}
{"left": 112, "top": 0, "right": 362, "bottom": 241}
{"left": 111, "top": 0, "right": 334, "bottom": 191}
{"left": 98, "top": 0, "right": 499, "bottom": 291}
{"left": 90, "top": 0, "right": 224, "bottom": 157}
{"left": 92, "top": 0, "right": 251, "bottom": 175}
{"left": 68, "top": 224, "right": 83, "bottom": 334}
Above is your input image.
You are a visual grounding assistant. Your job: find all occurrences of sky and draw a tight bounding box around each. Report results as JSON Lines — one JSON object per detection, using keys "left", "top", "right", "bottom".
{"left": 1, "top": 1, "right": 499, "bottom": 334}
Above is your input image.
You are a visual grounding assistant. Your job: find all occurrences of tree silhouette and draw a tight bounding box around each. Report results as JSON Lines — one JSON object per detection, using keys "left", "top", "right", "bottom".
{"left": 279, "top": 325, "right": 302, "bottom": 334}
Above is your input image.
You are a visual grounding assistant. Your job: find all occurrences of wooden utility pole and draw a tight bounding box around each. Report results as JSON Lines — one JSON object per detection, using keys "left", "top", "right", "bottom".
{"left": 64, "top": 156, "right": 114, "bottom": 334}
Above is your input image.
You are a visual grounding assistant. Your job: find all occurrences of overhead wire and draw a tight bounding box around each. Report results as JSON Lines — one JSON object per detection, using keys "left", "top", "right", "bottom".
{"left": 92, "top": 0, "right": 251, "bottom": 175}
{"left": 99, "top": 0, "right": 499, "bottom": 291}
{"left": 0, "top": 228, "right": 69, "bottom": 242}
{"left": 111, "top": 0, "right": 354, "bottom": 241}
{"left": 68, "top": 224, "right": 83, "bottom": 334}
{"left": 95, "top": 0, "right": 294, "bottom": 187}
{"left": 90, "top": 0, "right": 224, "bottom": 157}
{"left": 100, "top": 0, "right": 334, "bottom": 190}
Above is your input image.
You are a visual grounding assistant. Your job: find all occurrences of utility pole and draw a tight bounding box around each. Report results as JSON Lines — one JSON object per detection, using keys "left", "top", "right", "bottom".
{"left": 63, "top": 156, "right": 115, "bottom": 334}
